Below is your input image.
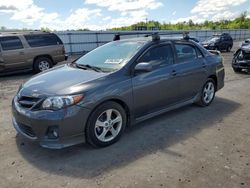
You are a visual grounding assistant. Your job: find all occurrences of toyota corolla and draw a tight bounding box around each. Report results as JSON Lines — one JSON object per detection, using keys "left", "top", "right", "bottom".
{"left": 12, "top": 34, "right": 225, "bottom": 149}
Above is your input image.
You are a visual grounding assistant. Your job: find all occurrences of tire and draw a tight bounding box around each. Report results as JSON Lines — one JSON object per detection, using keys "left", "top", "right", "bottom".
{"left": 197, "top": 79, "right": 216, "bottom": 107}
{"left": 233, "top": 67, "right": 242, "bottom": 73}
{"left": 33, "top": 57, "right": 53, "bottom": 73}
{"left": 226, "top": 45, "right": 232, "bottom": 52}
{"left": 86, "top": 101, "right": 127, "bottom": 147}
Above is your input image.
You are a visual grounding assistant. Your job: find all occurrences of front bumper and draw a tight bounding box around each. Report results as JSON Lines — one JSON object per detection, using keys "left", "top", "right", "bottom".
{"left": 232, "top": 60, "right": 250, "bottom": 69}
{"left": 12, "top": 96, "right": 91, "bottom": 149}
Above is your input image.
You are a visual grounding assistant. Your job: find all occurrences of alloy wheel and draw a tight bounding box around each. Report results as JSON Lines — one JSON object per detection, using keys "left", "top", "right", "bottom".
{"left": 94, "top": 109, "right": 123, "bottom": 142}
{"left": 203, "top": 81, "right": 215, "bottom": 104}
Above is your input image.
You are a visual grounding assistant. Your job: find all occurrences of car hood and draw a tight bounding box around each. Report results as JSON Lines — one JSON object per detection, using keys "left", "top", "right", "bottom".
{"left": 202, "top": 39, "right": 219, "bottom": 45}
{"left": 22, "top": 64, "right": 109, "bottom": 96}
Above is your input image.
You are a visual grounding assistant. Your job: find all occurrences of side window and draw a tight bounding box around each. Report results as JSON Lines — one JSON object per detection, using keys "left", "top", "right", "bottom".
{"left": 0, "top": 36, "right": 23, "bottom": 51}
{"left": 174, "top": 44, "right": 198, "bottom": 63}
{"left": 24, "top": 34, "right": 62, "bottom": 47}
{"left": 137, "top": 45, "right": 174, "bottom": 70}
{"left": 221, "top": 37, "right": 226, "bottom": 41}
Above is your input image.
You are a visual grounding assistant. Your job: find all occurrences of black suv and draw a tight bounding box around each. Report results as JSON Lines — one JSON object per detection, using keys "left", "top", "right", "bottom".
{"left": 202, "top": 33, "right": 233, "bottom": 52}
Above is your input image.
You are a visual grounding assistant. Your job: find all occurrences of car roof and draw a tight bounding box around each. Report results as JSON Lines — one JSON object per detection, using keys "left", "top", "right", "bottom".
{"left": 0, "top": 31, "right": 51, "bottom": 37}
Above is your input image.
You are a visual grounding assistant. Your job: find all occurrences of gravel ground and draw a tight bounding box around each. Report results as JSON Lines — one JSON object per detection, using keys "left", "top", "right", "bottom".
{"left": 0, "top": 43, "right": 249, "bottom": 188}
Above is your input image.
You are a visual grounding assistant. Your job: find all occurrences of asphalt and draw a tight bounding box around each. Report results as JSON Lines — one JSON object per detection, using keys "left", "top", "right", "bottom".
{"left": 0, "top": 42, "right": 249, "bottom": 188}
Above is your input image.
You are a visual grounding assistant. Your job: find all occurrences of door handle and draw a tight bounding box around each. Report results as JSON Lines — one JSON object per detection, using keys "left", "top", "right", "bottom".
{"left": 172, "top": 70, "right": 177, "bottom": 76}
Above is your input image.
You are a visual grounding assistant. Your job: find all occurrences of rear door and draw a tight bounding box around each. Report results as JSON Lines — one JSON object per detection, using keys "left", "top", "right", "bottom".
{"left": 173, "top": 42, "right": 208, "bottom": 100}
{"left": 24, "top": 34, "right": 65, "bottom": 64}
{"left": 132, "top": 43, "right": 180, "bottom": 118}
{"left": 0, "top": 36, "right": 26, "bottom": 71}
{"left": 219, "top": 36, "right": 226, "bottom": 50}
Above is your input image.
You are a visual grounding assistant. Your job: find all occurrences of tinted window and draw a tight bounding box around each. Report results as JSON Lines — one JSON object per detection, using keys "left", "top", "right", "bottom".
{"left": 24, "top": 34, "right": 62, "bottom": 47}
{"left": 138, "top": 45, "right": 174, "bottom": 69}
{"left": 175, "top": 44, "right": 198, "bottom": 63}
{"left": 221, "top": 37, "right": 226, "bottom": 41}
{"left": 0, "top": 36, "right": 23, "bottom": 51}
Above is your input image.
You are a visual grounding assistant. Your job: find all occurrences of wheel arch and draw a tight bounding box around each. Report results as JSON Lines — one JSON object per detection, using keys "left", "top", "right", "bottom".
{"left": 33, "top": 55, "right": 54, "bottom": 68}
{"left": 208, "top": 75, "right": 218, "bottom": 91}
{"left": 86, "top": 97, "right": 131, "bottom": 129}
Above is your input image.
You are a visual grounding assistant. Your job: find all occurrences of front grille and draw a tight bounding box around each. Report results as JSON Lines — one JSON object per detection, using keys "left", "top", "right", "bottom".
{"left": 18, "top": 96, "right": 41, "bottom": 109}
{"left": 18, "top": 123, "right": 36, "bottom": 137}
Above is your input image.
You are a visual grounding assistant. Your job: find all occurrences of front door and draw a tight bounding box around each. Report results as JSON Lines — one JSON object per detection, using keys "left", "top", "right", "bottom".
{"left": 132, "top": 43, "right": 180, "bottom": 118}
{"left": 0, "top": 36, "right": 26, "bottom": 71}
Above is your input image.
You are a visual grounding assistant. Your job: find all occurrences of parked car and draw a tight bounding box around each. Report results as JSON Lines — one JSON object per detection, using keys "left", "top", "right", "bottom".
{"left": 12, "top": 33, "right": 225, "bottom": 149}
{"left": 189, "top": 37, "right": 200, "bottom": 44}
{"left": 0, "top": 31, "right": 67, "bottom": 75}
{"left": 232, "top": 39, "right": 250, "bottom": 72}
{"left": 202, "top": 33, "right": 233, "bottom": 52}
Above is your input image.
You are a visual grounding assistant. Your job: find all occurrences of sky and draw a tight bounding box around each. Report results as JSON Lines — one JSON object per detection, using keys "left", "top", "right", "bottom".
{"left": 0, "top": 0, "right": 250, "bottom": 31}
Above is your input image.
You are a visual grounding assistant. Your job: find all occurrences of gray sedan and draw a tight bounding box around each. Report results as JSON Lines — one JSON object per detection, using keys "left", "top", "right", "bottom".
{"left": 12, "top": 35, "right": 225, "bottom": 149}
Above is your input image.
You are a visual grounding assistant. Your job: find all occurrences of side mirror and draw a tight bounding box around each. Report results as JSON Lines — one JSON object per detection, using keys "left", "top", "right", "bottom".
{"left": 134, "top": 62, "right": 153, "bottom": 73}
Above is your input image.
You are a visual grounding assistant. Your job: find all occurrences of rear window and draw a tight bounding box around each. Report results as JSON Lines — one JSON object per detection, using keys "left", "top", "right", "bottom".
{"left": 0, "top": 36, "right": 23, "bottom": 51}
{"left": 24, "top": 34, "right": 63, "bottom": 47}
{"left": 175, "top": 43, "right": 198, "bottom": 63}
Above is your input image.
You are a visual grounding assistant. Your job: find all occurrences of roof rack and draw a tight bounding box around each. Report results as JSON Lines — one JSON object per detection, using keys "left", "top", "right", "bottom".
{"left": 113, "top": 31, "right": 190, "bottom": 42}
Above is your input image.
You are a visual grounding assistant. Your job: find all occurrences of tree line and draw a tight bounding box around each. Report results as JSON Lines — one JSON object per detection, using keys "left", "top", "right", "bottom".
{"left": 111, "top": 12, "right": 250, "bottom": 31}
{"left": 0, "top": 12, "right": 249, "bottom": 32}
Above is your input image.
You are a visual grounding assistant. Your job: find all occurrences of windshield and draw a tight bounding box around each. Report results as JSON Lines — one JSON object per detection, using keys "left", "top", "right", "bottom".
{"left": 207, "top": 36, "right": 220, "bottom": 42}
{"left": 75, "top": 40, "right": 145, "bottom": 72}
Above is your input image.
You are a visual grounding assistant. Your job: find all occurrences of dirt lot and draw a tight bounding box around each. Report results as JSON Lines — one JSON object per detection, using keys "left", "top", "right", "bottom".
{"left": 0, "top": 43, "right": 250, "bottom": 188}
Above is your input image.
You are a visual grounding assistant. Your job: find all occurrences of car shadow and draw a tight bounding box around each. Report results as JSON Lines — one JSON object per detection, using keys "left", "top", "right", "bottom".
{"left": 234, "top": 70, "right": 250, "bottom": 75}
{"left": 16, "top": 97, "right": 240, "bottom": 179}
{"left": 0, "top": 71, "right": 33, "bottom": 80}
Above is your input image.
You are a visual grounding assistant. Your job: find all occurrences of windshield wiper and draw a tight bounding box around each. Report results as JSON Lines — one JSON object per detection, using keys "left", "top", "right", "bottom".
{"left": 74, "top": 63, "right": 103, "bottom": 72}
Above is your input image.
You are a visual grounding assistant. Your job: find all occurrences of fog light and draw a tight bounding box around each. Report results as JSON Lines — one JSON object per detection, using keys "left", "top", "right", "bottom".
{"left": 46, "top": 126, "right": 59, "bottom": 139}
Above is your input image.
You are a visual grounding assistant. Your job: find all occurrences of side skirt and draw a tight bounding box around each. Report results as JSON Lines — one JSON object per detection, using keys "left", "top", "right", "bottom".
{"left": 135, "top": 93, "right": 200, "bottom": 124}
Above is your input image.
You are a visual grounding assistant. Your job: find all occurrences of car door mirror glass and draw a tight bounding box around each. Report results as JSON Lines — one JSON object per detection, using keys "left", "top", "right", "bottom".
{"left": 134, "top": 62, "right": 153, "bottom": 73}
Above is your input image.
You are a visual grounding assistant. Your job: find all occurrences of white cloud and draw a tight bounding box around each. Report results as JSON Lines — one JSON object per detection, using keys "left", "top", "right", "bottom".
{"left": 0, "top": 0, "right": 104, "bottom": 30}
{"left": 0, "top": 0, "right": 33, "bottom": 11}
{"left": 212, "top": 11, "right": 240, "bottom": 21}
{"left": 102, "top": 16, "right": 111, "bottom": 21}
{"left": 40, "top": 8, "right": 102, "bottom": 30}
{"left": 171, "top": 16, "right": 205, "bottom": 24}
{"left": 85, "top": 0, "right": 163, "bottom": 28}
{"left": 85, "top": 0, "right": 163, "bottom": 13}
{"left": 172, "top": 0, "right": 248, "bottom": 23}
{"left": 0, "top": 0, "right": 163, "bottom": 30}
{"left": 0, "top": 0, "right": 57, "bottom": 25}
{"left": 189, "top": 0, "right": 247, "bottom": 22}
{"left": 191, "top": 0, "right": 247, "bottom": 16}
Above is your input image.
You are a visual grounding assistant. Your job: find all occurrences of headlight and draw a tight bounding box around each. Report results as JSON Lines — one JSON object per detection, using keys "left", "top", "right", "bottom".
{"left": 42, "top": 95, "right": 83, "bottom": 110}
